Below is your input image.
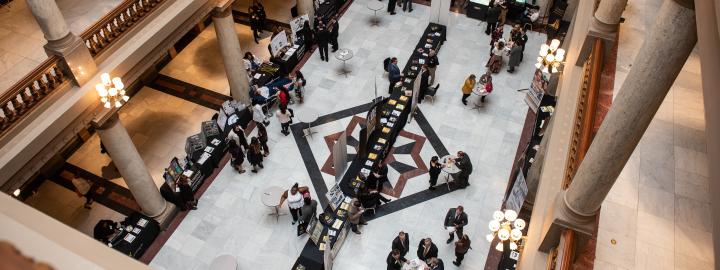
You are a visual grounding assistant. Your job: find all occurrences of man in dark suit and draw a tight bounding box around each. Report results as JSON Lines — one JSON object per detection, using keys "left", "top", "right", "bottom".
{"left": 249, "top": 0, "right": 266, "bottom": 43}
{"left": 387, "top": 57, "right": 401, "bottom": 94}
{"left": 329, "top": 18, "right": 340, "bottom": 52}
{"left": 416, "top": 238, "right": 438, "bottom": 261}
{"left": 485, "top": 3, "right": 501, "bottom": 35}
{"left": 387, "top": 249, "right": 405, "bottom": 270}
{"left": 444, "top": 206, "right": 468, "bottom": 243}
{"left": 392, "top": 231, "right": 410, "bottom": 259}
{"left": 387, "top": 0, "right": 397, "bottom": 15}
{"left": 454, "top": 151, "right": 473, "bottom": 188}
{"left": 316, "top": 23, "right": 330, "bottom": 62}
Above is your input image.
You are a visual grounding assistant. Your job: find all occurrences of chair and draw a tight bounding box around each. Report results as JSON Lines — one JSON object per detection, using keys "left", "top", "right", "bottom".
{"left": 365, "top": 206, "right": 376, "bottom": 215}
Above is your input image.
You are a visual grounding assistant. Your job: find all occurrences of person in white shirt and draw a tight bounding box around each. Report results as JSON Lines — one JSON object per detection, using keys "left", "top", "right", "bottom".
{"left": 252, "top": 103, "right": 269, "bottom": 126}
{"left": 275, "top": 106, "right": 293, "bottom": 136}
{"left": 279, "top": 183, "right": 310, "bottom": 225}
{"left": 243, "top": 53, "right": 263, "bottom": 72}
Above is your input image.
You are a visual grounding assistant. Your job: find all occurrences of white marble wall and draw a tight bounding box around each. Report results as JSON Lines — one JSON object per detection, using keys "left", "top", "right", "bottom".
{"left": 594, "top": 0, "right": 714, "bottom": 269}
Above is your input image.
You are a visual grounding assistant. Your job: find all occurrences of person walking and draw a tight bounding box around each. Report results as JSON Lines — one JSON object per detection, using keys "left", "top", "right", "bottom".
{"left": 453, "top": 234, "right": 472, "bottom": 266}
{"left": 276, "top": 106, "right": 293, "bottom": 136}
{"left": 454, "top": 151, "right": 473, "bottom": 187}
{"left": 428, "top": 156, "right": 442, "bottom": 190}
{"left": 444, "top": 205, "right": 468, "bottom": 243}
{"left": 256, "top": 123, "right": 270, "bottom": 156}
{"left": 392, "top": 231, "right": 411, "bottom": 259}
{"left": 427, "top": 49, "right": 439, "bottom": 85}
{"left": 329, "top": 18, "right": 340, "bottom": 52}
{"left": 247, "top": 137, "right": 264, "bottom": 173}
{"left": 348, "top": 198, "right": 366, "bottom": 234}
{"left": 387, "top": 0, "right": 397, "bottom": 15}
{"left": 316, "top": 23, "right": 330, "bottom": 62}
{"left": 461, "top": 74, "right": 476, "bottom": 105}
{"left": 416, "top": 238, "right": 439, "bottom": 261}
{"left": 485, "top": 3, "right": 501, "bottom": 35}
{"left": 387, "top": 57, "right": 401, "bottom": 94}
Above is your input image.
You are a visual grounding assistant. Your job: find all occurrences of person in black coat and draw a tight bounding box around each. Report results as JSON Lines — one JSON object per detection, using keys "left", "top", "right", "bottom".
{"left": 301, "top": 21, "right": 314, "bottom": 53}
{"left": 454, "top": 151, "right": 473, "bottom": 188}
{"left": 249, "top": 0, "right": 266, "bottom": 43}
{"left": 387, "top": 249, "right": 405, "bottom": 270}
{"left": 485, "top": 3, "right": 501, "bottom": 35}
{"left": 416, "top": 238, "right": 439, "bottom": 261}
{"left": 417, "top": 64, "right": 439, "bottom": 104}
{"left": 444, "top": 206, "right": 468, "bottom": 243}
{"left": 328, "top": 18, "right": 340, "bottom": 52}
{"left": 93, "top": 219, "right": 118, "bottom": 244}
{"left": 428, "top": 156, "right": 442, "bottom": 190}
{"left": 392, "top": 231, "right": 410, "bottom": 259}
{"left": 367, "top": 163, "right": 392, "bottom": 203}
{"left": 178, "top": 178, "right": 197, "bottom": 210}
{"left": 316, "top": 23, "right": 330, "bottom": 62}
{"left": 387, "top": 0, "right": 397, "bottom": 14}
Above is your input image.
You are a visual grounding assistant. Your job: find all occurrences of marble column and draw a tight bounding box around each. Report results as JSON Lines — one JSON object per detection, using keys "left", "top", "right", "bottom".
{"left": 594, "top": 0, "right": 627, "bottom": 26}
{"left": 26, "top": 0, "right": 97, "bottom": 86}
{"left": 297, "top": 0, "right": 315, "bottom": 28}
{"left": 212, "top": 8, "right": 251, "bottom": 105}
{"left": 539, "top": 0, "right": 697, "bottom": 251}
{"left": 96, "top": 115, "right": 167, "bottom": 217}
{"left": 694, "top": 0, "right": 720, "bottom": 263}
{"left": 576, "top": 0, "right": 627, "bottom": 65}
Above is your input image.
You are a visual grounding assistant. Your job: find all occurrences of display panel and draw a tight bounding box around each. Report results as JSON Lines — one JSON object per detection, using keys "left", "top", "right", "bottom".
{"left": 470, "top": 0, "right": 491, "bottom": 5}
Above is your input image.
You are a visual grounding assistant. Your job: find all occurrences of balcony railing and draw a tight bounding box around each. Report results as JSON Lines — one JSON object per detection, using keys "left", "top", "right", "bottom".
{"left": 80, "top": 0, "right": 163, "bottom": 58}
{"left": 0, "top": 56, "right": 67, "bottom": 137}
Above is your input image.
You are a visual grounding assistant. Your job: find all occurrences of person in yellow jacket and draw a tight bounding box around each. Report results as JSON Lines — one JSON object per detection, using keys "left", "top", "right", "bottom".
{"left": 461, "top": 74, "right": 476, "bottom": 105}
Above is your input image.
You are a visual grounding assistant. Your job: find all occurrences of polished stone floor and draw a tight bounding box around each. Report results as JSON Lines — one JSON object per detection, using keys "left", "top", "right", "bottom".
{"left": 150, "top": 0, "right": 546, "bottom": 268}
{"left": 68, "top": 87, "right": 217, "bottom": 188}
{"left": 160, "top": 22, "right": 273, "bottom": 96}
{"left": 0, "top": 0, "right": 122, "bottom": 93}
{"left": 594, "top": 0, "right": 714, "bottom": 269}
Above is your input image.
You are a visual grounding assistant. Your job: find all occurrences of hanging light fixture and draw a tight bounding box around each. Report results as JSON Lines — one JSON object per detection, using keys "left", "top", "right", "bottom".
{"left": 487, "top": 209, "right": 526, "bottom": 252}
{"left": 536, "top": 39, "right": 565, "bottom": 74}
{"left": 96, "top": 73, "right": 129, "bottom": 109}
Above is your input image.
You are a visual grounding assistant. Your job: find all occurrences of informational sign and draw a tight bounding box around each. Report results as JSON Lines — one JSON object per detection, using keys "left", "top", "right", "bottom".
{"left": 332, "top": 131, "right": 348, "bottom": 182}
{"left": 290, "top": 14, "right": 309, "bottom": 43}
{"left": 506, "top": 171, "right": 529, "bottom": 213}
{"left": 525, "top": 69, "right": 549, "bottom": 112}
{"left": 409, "top": 70, "right": 421, "bottom": 123}
{"left": 326, "top": 183, "right": 345, "bottom": 210}
{"left": 470, "top": 0, "right": 490, "bottom": 5}
{"left": 269, "top": 31, "right": 289, "bottom": 57}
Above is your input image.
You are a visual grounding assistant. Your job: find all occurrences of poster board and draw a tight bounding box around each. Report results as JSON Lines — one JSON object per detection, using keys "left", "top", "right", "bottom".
{"left": 505, "top": 171, "right": 528, "bottom": 213}
{"left": 332, "top": 131, "right": 348, "bottom": 182}
{"left": 326, "top": 183, "right": 345, "bottom": 210}
{"left": 269, "top": 31, "right": 290, "bottom": 57}
{"left": 408, "top": 71, "right": 421, "bottom": 123}
{"left": 290, "top": 14, "right": 309, "bottom": 43}
{"left": 525, "top": 69, "right": 549, "bottom": 112}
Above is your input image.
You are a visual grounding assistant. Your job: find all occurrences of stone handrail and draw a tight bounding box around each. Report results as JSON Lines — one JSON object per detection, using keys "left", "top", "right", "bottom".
{"left": 0, "top": 56, "right": 67, "bottom": 137}
{"left": 80, "top": 0, "right": 163, "bottom": 57}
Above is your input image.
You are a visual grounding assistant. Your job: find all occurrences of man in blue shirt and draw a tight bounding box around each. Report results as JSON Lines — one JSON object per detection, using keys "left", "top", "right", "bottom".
{"left": 387, "top": 57, "right": 401, "bottom": 94}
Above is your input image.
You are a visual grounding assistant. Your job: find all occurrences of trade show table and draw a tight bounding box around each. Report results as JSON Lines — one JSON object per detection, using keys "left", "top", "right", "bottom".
{"left": 292, "top": 23, "right": 446, "bottom": 270}
{"left": 109, "top": 213, "right": 161, "bottom": 258}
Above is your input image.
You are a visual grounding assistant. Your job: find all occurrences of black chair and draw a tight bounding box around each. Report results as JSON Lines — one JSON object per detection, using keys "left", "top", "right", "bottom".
{"left": 424, "top": 84, "right": 439, "bottom": 103}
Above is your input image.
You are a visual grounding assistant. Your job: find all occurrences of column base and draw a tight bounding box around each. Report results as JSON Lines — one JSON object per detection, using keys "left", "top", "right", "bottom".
{"left": 575, "top": 17, "right": 617, "bottom": 66}
{"left": 538, "top": 191, "right": 597, "bottom": 252}
{"left": 44, "top": 33, "right": 97, "bottom": 87}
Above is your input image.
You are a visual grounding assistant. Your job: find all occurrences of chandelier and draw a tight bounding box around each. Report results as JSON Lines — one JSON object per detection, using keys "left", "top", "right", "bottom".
{"left": 535, "top": 39, "right": 565, "bottom": 74}
{"left": 95, "top": 73, "right": 129, "bottom": 108}
{"left": 486, "top": 209, "right": 526, "bottom": 252}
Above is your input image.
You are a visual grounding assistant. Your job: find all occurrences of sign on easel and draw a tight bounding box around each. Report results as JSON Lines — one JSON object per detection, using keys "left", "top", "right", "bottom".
{"left": 408, "top": 72, "right": 421, "bottom": 123}
{"left": 332, "top": 131, "right": 348, "bottom": 182}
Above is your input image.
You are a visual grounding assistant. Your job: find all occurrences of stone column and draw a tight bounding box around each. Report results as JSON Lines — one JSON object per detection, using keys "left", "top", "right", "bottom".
{"left": 26, "top": 0, "right": 97, "bottom": 86}
{"left": 297, "top": 0, "right": 315, "bottom": 28}
{"left": 576, "top": 0, "right": 627, "bottom": 65}
{"left": 212, "top": 8, "right": 251, "bottom": 105}
{"left": 539, "top": 0, "right": 697, "bottom": 251}
{"left": 694, "top": 0, "right": 720, "bottom": 263}
{"left": 96, "top": 116, "right": 167, "bottom": 217}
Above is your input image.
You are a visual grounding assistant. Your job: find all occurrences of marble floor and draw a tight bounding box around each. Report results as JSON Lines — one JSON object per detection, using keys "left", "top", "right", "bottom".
{"left": 594, "top": 0, "right": 714, "bottom": 269}
{"left": 150, "top": 0, "right": 546, "bottom": 269}
{"left": 160, "top": 22, "right": 273, "bottom": 96}
{"left": 67, "top": 87, "right": 217, "bottom": 188}
{"left": 0, "top": 0, "right": 122, "bottom": 94}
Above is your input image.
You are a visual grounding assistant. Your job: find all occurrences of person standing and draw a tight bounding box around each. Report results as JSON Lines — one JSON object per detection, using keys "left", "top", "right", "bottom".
{"left": 480, "top": 74, "right": 493, "bottom": 102}
{"left": 256, "top": 123, "right": 270, "bottom": 156}
{"left": 386, "top": 249, "right": 405, "bottom": 270}
{"left": 329, "top": 18, "right": 340, "bottom": 52}
{"left": 289, "top": 71, "right": 306, "bottom": 103}
{"left": 454, "top": 151, "right": 473, "bottom": 187}
{"left": 227, "top": 124, "right": 249, "bottom": 150}
{"left": 428, "top": 258, "right": 445, "bottom": 270}
{"left": 387, "top": 0, "right": 397, "bottom": 15}
{"left": 461, "top": 74, "right": 476, "bottom": 105}
{"left": 93, "top": 219, "right": 118, "bottom": 244}
{"left": 316, "top": 23, "right": 330, "bottom": 62}
{"left": 507, "top": 42, "right": 523, "bottom": 73}
{"left": 252, "top": 103, "right": 269, "bottom": 126}
{"left": 416, "top": 238, "right": 439, "bottom": 262}
{"left": 71, "top": 176, "right": 97, "bottom": 209}
{"left": 387, "top": 57, "right": 401, "bottom": 94}
{"left": 178, "top": 178, "right": 197, "bottom": 210}
{"left": 228, "top": 140, "right": 246, "bottom": 173}
{"left": 485, "top": 3, "right": 501, "bottom": 35}
{"left": 402, "top": 0, "right": 413, "bottom": 12}
{"left": 249, "top": 0, "right": 266, "bottom": 44}
{"left": 301, "top": 21, "right": 314, "bottom": 53}
{"left": 247, "top": 137, "right": 264, "bottom": 173}
{"left": 368, "top": 163, "right": 392, "bottom": 203}
{"left": 453, "top": 234, "right": 472, "bottom": 266}
{"left": 276, "top": 106, "right": 293, "bottom": 136}
{"left": 427, "top": 49, "right": 439, "bottom": 85}
{"left": 444, "top": 205, "right": 468, "bottom": 243}
{"left": 392, "top": 231, "right": 410, "bottom": 259}
{"left": 348, "top": 198, "right": 366, "bottom": 234}
{"left": 498, "top": 0, "right": 508, "bottom": 26}
{"left": 428, "top": 156, "right": 442, "bottom": 190}
{"left": 279, "top": 183, "right": 308, "bottom": 225}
